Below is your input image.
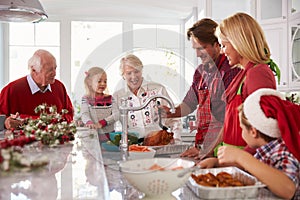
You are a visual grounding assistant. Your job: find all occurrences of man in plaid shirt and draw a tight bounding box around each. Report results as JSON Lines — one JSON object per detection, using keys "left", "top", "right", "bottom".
{"left": 163, "top": 18, "right": 240, "bottom": 159}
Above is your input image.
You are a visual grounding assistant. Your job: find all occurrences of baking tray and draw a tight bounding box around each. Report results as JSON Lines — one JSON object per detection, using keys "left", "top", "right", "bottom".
{"left": 187, "top": 166, "right": 266, "bottom": 199}
{"left": 150, "top": 144, "right": 190, "bottom": 155}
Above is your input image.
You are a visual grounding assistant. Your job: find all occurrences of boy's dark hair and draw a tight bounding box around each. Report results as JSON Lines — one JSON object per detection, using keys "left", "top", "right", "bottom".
{"left": 238, "top": 104, "right": 276, "bottom": 143}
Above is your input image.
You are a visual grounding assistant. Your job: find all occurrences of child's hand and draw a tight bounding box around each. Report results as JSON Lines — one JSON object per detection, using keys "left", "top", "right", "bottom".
{"left": 95, "top": 123, "right": 103, "bottom": 129}
{"left": 217, "top": 146, "right": 242, "bottom": 165}
{"left": 85, "top": 123, "right": 96, "bottom": 129}
{"left": 197, "top": 157, "right": 218, "bottom": 168}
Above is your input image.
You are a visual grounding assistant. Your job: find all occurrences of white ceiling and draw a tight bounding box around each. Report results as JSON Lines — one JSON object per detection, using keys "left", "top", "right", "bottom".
{"left": 39, "top": 0, "right": 198, "bottom": 21}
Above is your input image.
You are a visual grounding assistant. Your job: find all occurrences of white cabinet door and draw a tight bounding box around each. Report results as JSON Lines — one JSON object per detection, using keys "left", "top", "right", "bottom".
{"left": 208, "top": 0, "right": 254, "bottom": 21}
{"left": 290, "top": 0, "right": 300, "bottom": 19}
{"left": 262, "top": 23, "right": 288, "bottom": 90}
{"left": 289, "top": 22, "right": 300, "bottom": 89}
{"left": 257, "top": 0, "right": 287, "bottom": 23}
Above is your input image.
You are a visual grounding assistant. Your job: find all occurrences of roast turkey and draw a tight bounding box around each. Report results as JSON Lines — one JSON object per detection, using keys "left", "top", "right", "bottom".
{"left": 143, "top": 129, "right": 174, "bottom": 146}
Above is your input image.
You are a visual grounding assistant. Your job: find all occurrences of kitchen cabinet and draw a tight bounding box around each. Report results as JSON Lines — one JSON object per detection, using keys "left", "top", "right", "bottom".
{"left": 257, "top": 0, "right": 287, "bottom": 23}
{"left": 258, "top": 0, "right": 300, "bottom": 91}
{"left": 262, "top": 22, "right": 288, "bottom": 90}
{"left": 289, "top": 1, "right": 300, "bottom": 89}
{"left": 289, "top": 20, "right": 300, "bottom": 89}
{"left": 208, "top": 0, "right": 254, "bottom": 21}
{"left": 257, "top": 0, "right": 289, "bottom": 90}
{"left": 287, "top": 0, "right": 300, "bottom": 90}
{"left": 290, "top": 0, "right": 300, "bottom": 19}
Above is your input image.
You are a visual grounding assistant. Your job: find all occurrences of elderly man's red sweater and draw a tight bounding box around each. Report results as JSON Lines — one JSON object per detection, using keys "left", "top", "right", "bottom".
{"left": 0, "top": 76, "right": 73, "bottom": 122}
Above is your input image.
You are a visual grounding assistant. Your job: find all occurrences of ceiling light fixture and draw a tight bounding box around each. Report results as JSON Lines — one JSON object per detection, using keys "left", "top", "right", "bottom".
{"left": 0, "top": 0, "right": 48, "bottom": 23}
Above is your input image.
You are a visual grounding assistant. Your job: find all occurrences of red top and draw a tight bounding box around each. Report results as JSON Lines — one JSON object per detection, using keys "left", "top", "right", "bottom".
{"left": 0, "top": 76, "right": 74, "bottom": 123}
{"left": 223, "top": 62, "right": 276, "bottom": 146}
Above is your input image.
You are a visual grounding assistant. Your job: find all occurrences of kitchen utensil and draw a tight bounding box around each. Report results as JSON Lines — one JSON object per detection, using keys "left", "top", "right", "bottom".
{"left": 177, "top": 164, "right": 201, "bottom": 178}
{"left": 157, "top": 101, "right": 169, "bottom": 131}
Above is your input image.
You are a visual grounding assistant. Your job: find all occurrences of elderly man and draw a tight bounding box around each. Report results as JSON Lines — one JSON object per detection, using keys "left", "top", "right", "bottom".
{"left": 0, "top": 49, "right": 73, "bottom": 129}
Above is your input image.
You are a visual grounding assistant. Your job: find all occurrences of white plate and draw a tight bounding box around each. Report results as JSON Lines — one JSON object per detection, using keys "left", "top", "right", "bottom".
{"left": 146, "top": 144, "right": 190, "bottom": 155}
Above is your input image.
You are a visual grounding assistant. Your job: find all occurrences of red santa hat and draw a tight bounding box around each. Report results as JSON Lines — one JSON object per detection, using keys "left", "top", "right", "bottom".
{"left": 243, "top": 88, "right": 300, "bottom": 161}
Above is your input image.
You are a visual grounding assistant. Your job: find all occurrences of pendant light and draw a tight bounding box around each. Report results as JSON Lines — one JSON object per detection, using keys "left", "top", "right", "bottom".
{"left": 0, "top": 0, "right": 48, "bottom": 23}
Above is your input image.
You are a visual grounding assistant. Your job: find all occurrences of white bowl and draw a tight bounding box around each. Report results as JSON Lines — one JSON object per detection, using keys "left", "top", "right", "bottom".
{"left": 119, "top": 158, "right": 195, "bottom": 199}
{"left": 129, "top": 147, "right": 156, "bottom": 160}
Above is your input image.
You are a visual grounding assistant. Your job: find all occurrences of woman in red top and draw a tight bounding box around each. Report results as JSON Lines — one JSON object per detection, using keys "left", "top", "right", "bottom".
{"left": 210, "top": 12, "right": 280, "bottom": 158}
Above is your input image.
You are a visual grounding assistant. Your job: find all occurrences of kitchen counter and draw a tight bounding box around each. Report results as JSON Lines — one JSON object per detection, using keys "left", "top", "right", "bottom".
{"left": 0, "top": 129, "right": 110, "bottom": 200}
{"left": 0, "top": 129, "right": 279, "bottom": 200}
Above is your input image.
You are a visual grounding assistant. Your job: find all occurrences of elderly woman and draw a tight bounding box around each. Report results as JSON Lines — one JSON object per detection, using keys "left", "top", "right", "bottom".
{"left": 113, "top": 54, "right": 181, "bottom": 140}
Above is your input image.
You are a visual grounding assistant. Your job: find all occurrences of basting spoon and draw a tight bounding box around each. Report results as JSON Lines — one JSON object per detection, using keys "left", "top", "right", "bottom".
{"left": 177, "top": 165, "right": 202, "bottom": 178}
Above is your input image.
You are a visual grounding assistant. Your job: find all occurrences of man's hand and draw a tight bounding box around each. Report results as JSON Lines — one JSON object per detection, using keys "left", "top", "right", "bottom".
{"left": 160, "top": 103, "right": 191, "bottom": 118}
{"left": 4, "top": 112, "right": 24, "bottom": 130}
{"left": 159, "top": 105, "right": 172, "bottom": 118}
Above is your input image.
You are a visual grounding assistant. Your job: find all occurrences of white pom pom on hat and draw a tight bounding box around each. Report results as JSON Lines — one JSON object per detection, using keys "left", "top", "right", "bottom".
{"left": 243, "top": 88, "right": 285, "bottom": 138}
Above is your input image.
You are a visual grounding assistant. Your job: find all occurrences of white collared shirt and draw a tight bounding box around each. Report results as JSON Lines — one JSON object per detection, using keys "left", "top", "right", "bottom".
{"left": 27, "top": 75, "right": 52, "bottom": 94}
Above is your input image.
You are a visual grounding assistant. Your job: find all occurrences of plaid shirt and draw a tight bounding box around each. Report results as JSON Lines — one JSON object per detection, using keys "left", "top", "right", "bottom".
{"left": 183, "top": 54, "right": 240, "bottom": 123}
{"left": 255, "top": 138, "right": 300, "bottom": 199}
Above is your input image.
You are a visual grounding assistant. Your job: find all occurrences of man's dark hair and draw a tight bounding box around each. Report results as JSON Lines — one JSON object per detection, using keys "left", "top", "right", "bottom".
{"left": 187, "top": 18, "right": 218, "bottom": 45}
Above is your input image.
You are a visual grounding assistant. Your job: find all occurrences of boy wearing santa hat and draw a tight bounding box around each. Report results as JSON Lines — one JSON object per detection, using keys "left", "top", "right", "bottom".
{"left": 199, "top": 88, "right": 300, "bottom": 199}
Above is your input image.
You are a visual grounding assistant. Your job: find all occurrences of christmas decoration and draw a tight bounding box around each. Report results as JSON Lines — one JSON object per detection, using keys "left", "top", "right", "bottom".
{"left": 20, "top": 104, "right": 77, "bottom": 146}
{"left": 0, "top": 104, "right": 77, "bottom": 172}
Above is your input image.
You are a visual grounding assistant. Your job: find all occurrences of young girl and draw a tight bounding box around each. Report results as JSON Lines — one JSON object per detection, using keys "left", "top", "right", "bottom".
{"left": 80, "top": 67, "right": 116, "bottom": 139}
{"left": 201, "top": 88, "right": 300, "bottom": 199}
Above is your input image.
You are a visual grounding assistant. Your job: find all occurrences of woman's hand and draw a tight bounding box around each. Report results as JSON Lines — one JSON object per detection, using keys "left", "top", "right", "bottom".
{"left": 180, "top": 146, "right": 199, "bottom": 158}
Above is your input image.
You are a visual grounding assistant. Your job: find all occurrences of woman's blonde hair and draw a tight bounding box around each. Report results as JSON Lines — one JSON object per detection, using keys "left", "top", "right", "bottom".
{"left": 84, "top": 67, "right": 107, "bottom": 96}
{"left": 216, "top": 12, "right": 270, "bottom": 67}
{"left": 119, "top": 54, "right": 143, "bottom": 75}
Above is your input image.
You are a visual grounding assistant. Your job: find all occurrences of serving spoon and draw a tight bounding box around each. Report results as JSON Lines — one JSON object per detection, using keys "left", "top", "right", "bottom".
{"left": 177, "top": 165, "right": 202, "bottom": 178}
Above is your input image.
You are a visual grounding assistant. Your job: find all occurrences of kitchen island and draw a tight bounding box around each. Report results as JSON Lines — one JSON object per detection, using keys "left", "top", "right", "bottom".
{"left": 0, "top": 129, "right": 278, "bottom": 200}
{"left": 0, "top": 129, "right": 110, "bottom": 200}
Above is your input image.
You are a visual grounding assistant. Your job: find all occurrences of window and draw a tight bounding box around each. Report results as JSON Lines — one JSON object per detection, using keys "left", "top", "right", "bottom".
{"left": 71, "top": 21, "right": 123, "bottom": 115}
{"left": 71, "top": 22, "right": 194, "bottom": 109}
{"left": 131, "top": 24, "right": 194, "bottom": 103}
{"left": 9, "top": 22, "right": 60, "bottom": 81}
